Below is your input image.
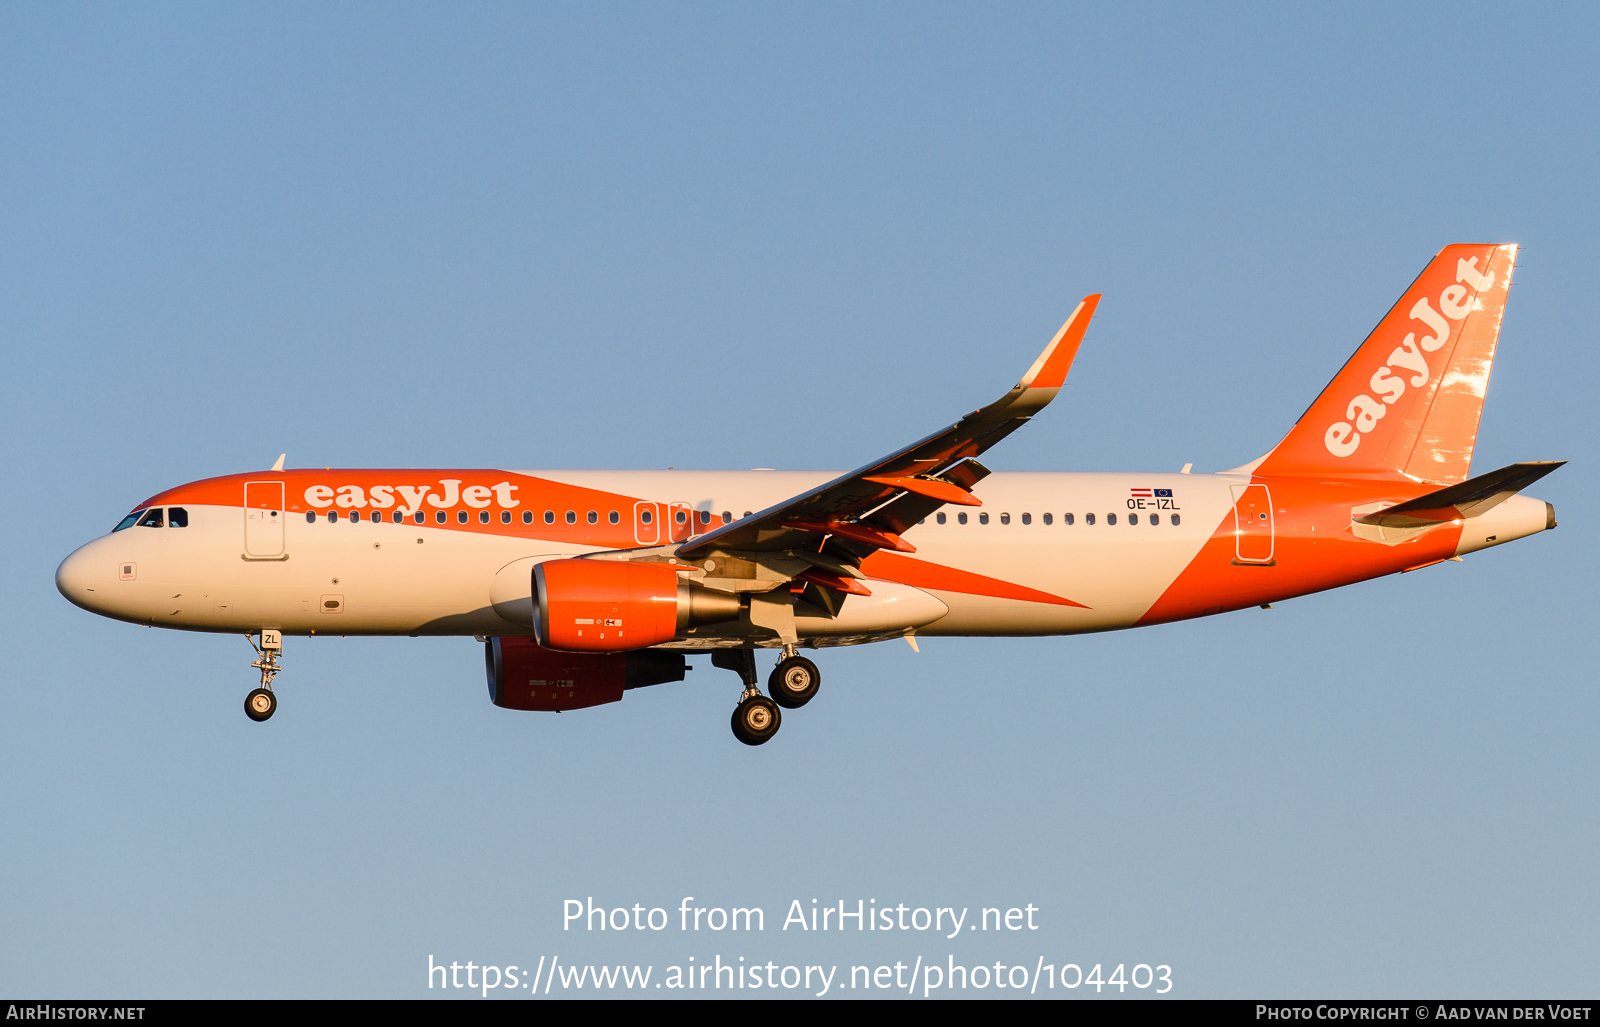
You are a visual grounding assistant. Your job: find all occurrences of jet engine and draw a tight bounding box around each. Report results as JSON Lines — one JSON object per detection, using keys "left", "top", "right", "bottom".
{"left": 485, "top": 635, "right": 690, "bottom": 711}
{"left": 533, "top": 558, "right": 741, "bottom": 652}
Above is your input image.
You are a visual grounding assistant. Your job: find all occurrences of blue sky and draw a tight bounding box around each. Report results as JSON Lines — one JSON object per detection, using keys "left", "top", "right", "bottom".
{"left": 2, "top": 2, "right": 1596, "bottom": 998}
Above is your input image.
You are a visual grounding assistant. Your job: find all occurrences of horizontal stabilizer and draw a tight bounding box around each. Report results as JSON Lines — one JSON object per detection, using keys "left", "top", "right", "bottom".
{"left": 1354, "top": 461, "right": 1564, "bottom": 528}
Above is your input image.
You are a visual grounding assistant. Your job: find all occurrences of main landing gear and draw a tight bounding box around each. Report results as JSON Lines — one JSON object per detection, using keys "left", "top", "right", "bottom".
{"left": 244, "top": 629, "right": 283, "bottom": 722}
{"left": 713, "top": 646, "right": 823, "bottom": 746}
{"left": 769, "top": 653, "right": 821, "bottom": 709}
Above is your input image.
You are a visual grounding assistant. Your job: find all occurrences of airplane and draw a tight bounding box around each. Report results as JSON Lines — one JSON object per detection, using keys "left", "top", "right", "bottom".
{"left": 56, "top": 243, "right": 1561, "bottom": 745}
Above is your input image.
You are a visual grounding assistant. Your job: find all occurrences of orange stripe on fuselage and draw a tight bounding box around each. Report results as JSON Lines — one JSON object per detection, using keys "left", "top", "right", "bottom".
{"left": 139, "top": 470, "right": 678, "bottom": 549}
{"left": 1135, "top": 474, "right": 1465, "bottom": 625}
{"left": 861, "top": 551, "right": 1090, "bottom": 608}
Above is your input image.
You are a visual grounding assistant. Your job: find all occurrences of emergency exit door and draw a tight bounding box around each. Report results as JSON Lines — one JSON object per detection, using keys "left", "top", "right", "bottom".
{"left": 244, "top": 481, "right": 285, "bottom": 558}
{"left": 1230, "top": 483, "right": 1275, "bottom": 565}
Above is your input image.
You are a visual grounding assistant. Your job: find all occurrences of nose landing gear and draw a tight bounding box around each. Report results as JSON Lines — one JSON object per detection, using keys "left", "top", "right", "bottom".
{"left": 244, "top": 629, "right": 282, "bottom": 722}
{"left": 245, "top": 688, "right": 277, "bottom": 721}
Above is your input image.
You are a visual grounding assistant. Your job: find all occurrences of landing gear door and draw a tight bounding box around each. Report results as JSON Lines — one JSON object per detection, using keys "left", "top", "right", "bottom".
{"left": 1230, "top": 483, "right": 1275, "bottom": 565}
{"left": 633, "top": 501, "right": 659, "bottom": 546}
{"left": 244, "top": 481, "right": 286, "bottom": 558}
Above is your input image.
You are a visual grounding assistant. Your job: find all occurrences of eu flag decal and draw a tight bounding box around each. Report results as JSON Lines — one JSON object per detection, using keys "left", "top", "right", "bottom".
{"left": 1154, "top": 488, "right": 1173, "bottom": 498}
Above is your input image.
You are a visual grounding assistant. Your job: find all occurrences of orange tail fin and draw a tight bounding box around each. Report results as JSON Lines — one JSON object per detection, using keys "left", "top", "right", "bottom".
{"left": 1256, "top": 244, "right": 1518, "bottom": 483}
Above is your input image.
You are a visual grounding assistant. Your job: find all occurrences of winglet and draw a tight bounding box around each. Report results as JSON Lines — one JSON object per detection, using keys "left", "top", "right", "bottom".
{"left": 271, "top": 454, "right": 286, "bottom": 472}
{"left": 1016, "top": 294, "right": 1101, "bottom": 392}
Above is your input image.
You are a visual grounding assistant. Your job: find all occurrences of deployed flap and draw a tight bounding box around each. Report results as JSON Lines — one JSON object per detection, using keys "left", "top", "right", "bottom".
{"left": 676, "top": 296, "right": 1101, "bottom": 559}
{"left": 1354, "top": 460, "right": 1564, "bottom": 529}
{"left": 1257, "top": 244, "right": 1518, "bottom": 483}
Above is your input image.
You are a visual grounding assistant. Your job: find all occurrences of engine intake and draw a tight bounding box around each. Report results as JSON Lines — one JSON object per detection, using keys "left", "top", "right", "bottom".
{"left": 533, "top": 558, "right": 742, "bottom": 652}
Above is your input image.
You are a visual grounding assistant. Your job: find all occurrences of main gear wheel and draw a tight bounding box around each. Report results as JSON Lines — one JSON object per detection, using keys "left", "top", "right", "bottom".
{"left": 731, "top": 695, "right": 781, "bottom": 745}
{"left": 769, "top": 655, "right": 820, "bottom": 708}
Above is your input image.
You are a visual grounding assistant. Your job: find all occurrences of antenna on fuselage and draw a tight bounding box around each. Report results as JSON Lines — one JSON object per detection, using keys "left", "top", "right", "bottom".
{"left": 271, "top": 454, "right": 286, "bottom": 472}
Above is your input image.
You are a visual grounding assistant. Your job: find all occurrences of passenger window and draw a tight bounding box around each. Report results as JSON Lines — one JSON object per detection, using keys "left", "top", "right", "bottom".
{"left": 305, "top": 511, "right": 316, "bottom": 524}
{"left": 609, "top": 511, "right": 620, "bottom": 524}
{"left": 501, "top": 510, "right": 512, "bottom": 524}
{"left": 1021, "top": 513, "right": 1031, "bottom": 525}
{"left": 640, "top": 509, "right": 652, "bottom": 524}
{"left": 167, "top": 507, "right": 188, "bottom": 527}
{"left": 457, "top": 510, "right": 468, "bottom": 524}
{"left": 1129, "top": 513, "right": 1138, "bottom": 525}
{"left": 565, "top": 511, "right": 576, "bottom": 524}
{"left": 414, "top": 512, "right": 425, "bottom": 524}
{"left": 1171, "top": 514, "right": 1181, "bottom": 526}
{"left": 327, "top": 511, "right": 338, "bottom": 523}
{"left": 957, "top": 513, "right": 968, "bottom": 525}
{"left": 588, "top": 511, "right": 598, "bottom": 524}
{"left": 1149, "top": 514, "right": 1159, "bottom": 525}
{"left": 436, "top": 511, "right": 447, "bottom": 524}
{"left": 137, "top": 509, "right": 164, "bottom": 528}
{"left": 1107, "top": 513, "right": 1117, "bottom": 525}
{"left": 1043, "top": 513, "right": 1053, "bottom": 525}
{"left": 999, "top": 513, "right": 1010, "bottom": 525}
{"left": 113, "top": 512, "right": 141, "bottom": 532}
{"left": 393, "top": 511, "right": 404, "bottom": 523}
{"left": 721, "top": 511, "right": 732, "bottom": 524}
{"left": 979, "top": 513, "right": 990, "bottom": 525}
{"left": 743, "top": 511, "right": 752, "bottom": 518}
{"left": 479, "top": 510, "right": 490, "bottom": 524}
{"left": 545, "top": 510, "right": 556, "bottom": 524}
{"left": 674, "top": 510, "right": 687, "bottom": 525}
{"left": 1084, "top": 513, "right": 1094, "bottom": 525}
{"left": 367, "top": 511, "right": 378, "bottom": 523}
{"left": 936, "top": 512, "right": 947, "bottom": 524}
{"left": 522, "top": 510, "right": 533, "bottom": 524}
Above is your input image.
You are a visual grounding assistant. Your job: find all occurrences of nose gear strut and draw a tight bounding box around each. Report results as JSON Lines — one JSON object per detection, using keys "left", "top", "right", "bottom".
{"left": 244, "top": 630, "right": 282, "bottom": 722}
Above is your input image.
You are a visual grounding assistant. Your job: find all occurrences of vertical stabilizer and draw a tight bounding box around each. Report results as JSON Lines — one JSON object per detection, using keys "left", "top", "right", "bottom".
{"left": 1256, "top": 244, "right": 1517, "bottom": 483}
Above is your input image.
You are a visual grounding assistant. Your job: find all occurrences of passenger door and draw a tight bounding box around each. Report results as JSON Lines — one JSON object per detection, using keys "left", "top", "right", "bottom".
{"left": 1230, "top": 483, "right": 1274, "bottom": 564}
{"left": 244, "top": 481, "right": 286, "bottom": 558}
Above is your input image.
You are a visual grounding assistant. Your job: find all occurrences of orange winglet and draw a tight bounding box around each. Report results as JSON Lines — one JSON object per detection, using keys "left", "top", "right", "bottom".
{"left": 1017, "top": 294, "right": 1102, "bottom": 391}
{"left": 780, "top": 520, "right": 917, "bottom": 553}
{"left": 862, "top": 475, "right": 983, "bottom": 507}
{"left": 796, "top": 568, "right": 874, "bottom": 596}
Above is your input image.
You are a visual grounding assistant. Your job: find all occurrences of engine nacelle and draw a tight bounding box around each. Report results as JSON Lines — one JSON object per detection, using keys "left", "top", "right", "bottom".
{"left": 533, "top": 558, "right": 741, "bottom": 652}
{"left": 484, "top": 635, "right": 689, "bottom": 711}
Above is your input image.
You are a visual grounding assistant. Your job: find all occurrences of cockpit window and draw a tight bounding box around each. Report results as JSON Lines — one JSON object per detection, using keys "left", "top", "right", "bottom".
{"left": 113, "top": 512, "right": 141, "bottom": 532}
{"left": 167, "top": 507, "right": 188, "bottom": 527}
{"left": 136, "top": 508, "right": 165, "bottom": 528}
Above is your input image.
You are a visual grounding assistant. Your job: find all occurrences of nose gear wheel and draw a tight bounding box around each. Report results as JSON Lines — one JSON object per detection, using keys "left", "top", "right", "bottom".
{"left": 245, "top": 688, "right": 277, "bottom": 721}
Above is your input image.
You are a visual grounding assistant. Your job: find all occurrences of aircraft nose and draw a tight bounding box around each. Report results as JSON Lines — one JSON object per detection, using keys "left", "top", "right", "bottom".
{"left": 56, "top": 541, "right": 112, "bottom": 613}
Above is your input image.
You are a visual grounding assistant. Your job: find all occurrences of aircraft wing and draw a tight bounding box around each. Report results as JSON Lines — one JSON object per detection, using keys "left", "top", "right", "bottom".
{"left": 676, "top": 295, "right": 1101, "bottom": 562}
